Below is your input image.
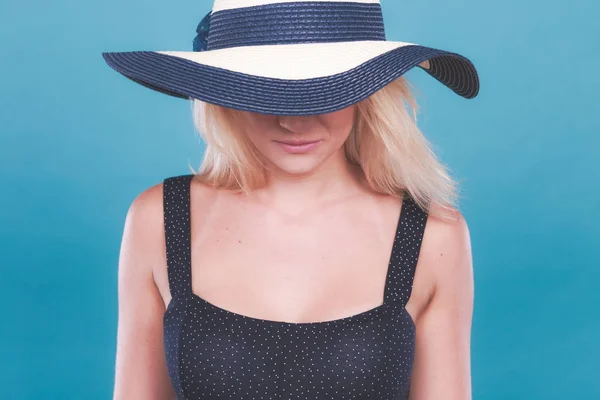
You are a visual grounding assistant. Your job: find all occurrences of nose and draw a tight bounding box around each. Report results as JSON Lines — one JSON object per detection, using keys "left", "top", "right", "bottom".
{"left": 278, "top": 115, "right": 315, "bottom": 133}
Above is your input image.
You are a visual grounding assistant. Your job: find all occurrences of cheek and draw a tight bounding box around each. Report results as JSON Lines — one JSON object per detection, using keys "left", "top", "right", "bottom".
{"left": 240, "top": 115, "right": 277, "bottom": 147}
{"left": 321, "top": 108, "right": 356, "bottom": 143}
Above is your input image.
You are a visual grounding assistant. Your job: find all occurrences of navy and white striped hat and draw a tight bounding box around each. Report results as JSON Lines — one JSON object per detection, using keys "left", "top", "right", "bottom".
{"left": 102, "top": 0, "right": 480, "bottom": 116}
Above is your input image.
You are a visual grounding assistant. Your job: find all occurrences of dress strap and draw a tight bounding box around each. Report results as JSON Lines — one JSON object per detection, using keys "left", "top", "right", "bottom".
{"left": 383, "top": 191, "right": 429, "bottom": 308}
{"left": 163, "top": 174, "right": 194, "bottom": 299}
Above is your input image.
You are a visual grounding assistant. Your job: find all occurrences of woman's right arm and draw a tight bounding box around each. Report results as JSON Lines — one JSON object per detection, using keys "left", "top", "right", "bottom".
{"left": 113, "top": 183, "right": 176, "bottom": 400}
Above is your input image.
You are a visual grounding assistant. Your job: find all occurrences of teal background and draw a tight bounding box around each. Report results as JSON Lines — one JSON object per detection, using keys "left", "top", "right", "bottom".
{"left": 1, "top": 0, "right": 598, "bottom": 398}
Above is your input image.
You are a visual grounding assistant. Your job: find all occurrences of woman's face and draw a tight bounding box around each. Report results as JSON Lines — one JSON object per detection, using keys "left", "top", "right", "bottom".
{"left": 239, "top": 105, "right": 357, "bottom": 176}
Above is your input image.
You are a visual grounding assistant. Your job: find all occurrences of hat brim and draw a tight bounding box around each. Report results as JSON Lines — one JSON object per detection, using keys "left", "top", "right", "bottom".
{"left": 102, "top": 40, "right": 479, "bottom": 115}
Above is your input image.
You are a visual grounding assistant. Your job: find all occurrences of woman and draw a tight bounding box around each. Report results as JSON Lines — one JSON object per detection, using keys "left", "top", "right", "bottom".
{"left": 104, "top": 1, "right": 479, "bottom": 399}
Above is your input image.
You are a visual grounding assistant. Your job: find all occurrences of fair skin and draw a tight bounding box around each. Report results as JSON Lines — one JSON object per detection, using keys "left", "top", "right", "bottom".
{"left": 113, "top": 105, "right": 474, "bottom": 400}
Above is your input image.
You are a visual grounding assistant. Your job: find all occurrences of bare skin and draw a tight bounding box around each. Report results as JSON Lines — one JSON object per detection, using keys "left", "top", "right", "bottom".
{"left": 113, "top": 105, "right": 474, "bottom": 399}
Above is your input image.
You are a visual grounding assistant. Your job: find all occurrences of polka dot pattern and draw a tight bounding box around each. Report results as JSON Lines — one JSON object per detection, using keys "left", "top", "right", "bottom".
{"left": 162, "top": 174, "right": 428, "bottom": 399}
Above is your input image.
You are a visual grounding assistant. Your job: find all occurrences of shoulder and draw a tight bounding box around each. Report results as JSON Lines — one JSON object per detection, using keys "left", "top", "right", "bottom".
{"left": 120, "top": 175, "right": 210, "bottom": 270}
{"left": 120, "top": 180, "right": 166, "bottom": 273}
{"left": 419, "top": 202, "right": 474, "bottom": 295}
{"left": 124, "top": 174, "right": 216, "bottom": 239}
{"left": 124, "top": 179, "right": 164, "bottom": 233}
{"left": 422, "top": 202, "right": 471, "bottom": 258}
{"left": 127, "top": 174, "right": 209, "bottom": 219}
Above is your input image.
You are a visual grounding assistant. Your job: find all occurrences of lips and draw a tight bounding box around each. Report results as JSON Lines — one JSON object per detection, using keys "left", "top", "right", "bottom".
{"left": 274, "top": 139, "right": 320, "bottom": 146}
{"left": 273, "top": 139, "right": 322, "bottom": 154}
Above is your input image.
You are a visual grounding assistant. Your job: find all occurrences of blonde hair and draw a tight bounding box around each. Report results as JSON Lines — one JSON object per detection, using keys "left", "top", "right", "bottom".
{"left": 188, "top": 77, "right": 461, "bottom": 221}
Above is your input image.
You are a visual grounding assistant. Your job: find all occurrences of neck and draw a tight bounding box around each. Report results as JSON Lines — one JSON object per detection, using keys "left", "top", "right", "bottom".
{"left": 248, "top": 149, "right": 365, "bottom": 215}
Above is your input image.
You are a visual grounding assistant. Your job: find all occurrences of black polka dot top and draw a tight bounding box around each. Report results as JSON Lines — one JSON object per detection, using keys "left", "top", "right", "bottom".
{"left": 162, "top": 174, "right": 428, "bottom": 400}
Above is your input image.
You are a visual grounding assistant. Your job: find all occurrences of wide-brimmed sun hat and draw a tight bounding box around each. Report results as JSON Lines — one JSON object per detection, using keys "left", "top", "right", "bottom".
{"left": 102, "top": 0, "right": 480, "bottom": 116}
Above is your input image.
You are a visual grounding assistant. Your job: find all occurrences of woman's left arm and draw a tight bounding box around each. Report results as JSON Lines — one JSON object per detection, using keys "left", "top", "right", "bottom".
{"left": 409, "top": 211, "right": 475, "bottom": 400}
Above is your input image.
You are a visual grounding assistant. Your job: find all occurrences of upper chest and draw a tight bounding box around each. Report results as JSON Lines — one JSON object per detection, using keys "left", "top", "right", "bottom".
{"left": 193, "top": 192, "right": 401, "bottom": 275}
{"left": 185, "top": 192, "right": 403, "bottom": 319}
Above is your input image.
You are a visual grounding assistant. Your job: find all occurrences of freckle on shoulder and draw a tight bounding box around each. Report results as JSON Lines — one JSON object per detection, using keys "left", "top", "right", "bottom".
{"left": 420, "top": 202, "right": 469, "bottom": 260}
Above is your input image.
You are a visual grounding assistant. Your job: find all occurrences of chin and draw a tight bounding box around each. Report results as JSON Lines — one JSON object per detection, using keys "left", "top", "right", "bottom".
{"left": 269, "top": 158, "right": 325, "bottom": 176}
